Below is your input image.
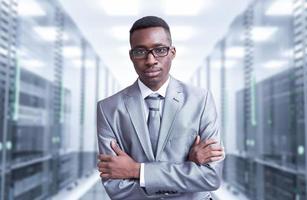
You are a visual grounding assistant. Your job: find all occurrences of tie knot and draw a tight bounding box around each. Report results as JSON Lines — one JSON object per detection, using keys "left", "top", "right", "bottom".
{"left": 145, "top": 94, "right": 161, "bottom": 111}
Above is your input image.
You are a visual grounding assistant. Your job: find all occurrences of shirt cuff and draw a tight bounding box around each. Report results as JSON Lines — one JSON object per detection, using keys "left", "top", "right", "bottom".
{"left": 140, "top": 163, "right": 145, "bottom": 187}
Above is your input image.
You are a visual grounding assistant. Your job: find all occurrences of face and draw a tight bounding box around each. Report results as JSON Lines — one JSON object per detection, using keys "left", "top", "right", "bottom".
{"left": 129, "top": 27, "right": 176, "bottom": 91}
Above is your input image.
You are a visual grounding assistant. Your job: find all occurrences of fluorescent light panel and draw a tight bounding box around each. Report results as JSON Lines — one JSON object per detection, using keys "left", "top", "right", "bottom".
{"left": 18, "top": 0, "right": 46, "bottom": 17}
{"left": 20, "top": 59, "right": 45, "bottom": 68}
{"left": 72, "top": 59, "right": 96, "bottom": 68}
{"left": 266, "top": 0, "right": 293, "bottom": 16}
{"left": 251, "top": 26, "right": 278, "bottom": 42}
{"left": 226, "top": 47, "right": 244, "bottom": 58}
{"left": 263, "top": 60, "right": 286, "bottom": 68}
{"left": 111, "top": 25, "right": 195, "bottom": 41}
{"left": 110, "top": 26, "right": 130, "bottom": 41}
{"left": 100, "top": 0, "right": 139, "bottom": 16}
{"left": 171, "top": 26, "right": 196, "bottom": 41}
{"left": 33, "top": 26, "right": 69, "bottom": 42}
{"left": 210, "top": 59, "right": 237, "bottom": 68}
{"left": 164, "top": 0, "right": 211, "bottom": 16}
{"left": 63, "top": 46, "right": 81, "bottom": 58}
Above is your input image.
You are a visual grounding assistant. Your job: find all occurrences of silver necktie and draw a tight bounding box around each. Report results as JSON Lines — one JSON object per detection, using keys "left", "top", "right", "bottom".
{"left": 145, "top": 94, "right": 162, "bottom": 155}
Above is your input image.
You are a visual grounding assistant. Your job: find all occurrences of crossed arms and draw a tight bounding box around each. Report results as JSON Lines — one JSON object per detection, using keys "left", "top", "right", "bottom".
{"left": 98, "top": 137, "right": 224, "bottom": 179}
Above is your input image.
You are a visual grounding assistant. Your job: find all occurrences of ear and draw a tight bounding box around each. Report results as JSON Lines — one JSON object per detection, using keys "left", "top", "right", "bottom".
{"left": 170, "top": 47, "right": 176, "bottom": 60}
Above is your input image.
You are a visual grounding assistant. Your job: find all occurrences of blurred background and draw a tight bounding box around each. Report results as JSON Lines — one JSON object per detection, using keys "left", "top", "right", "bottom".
{"left": 0, "top": 0, "right": 305, "bottom": 199}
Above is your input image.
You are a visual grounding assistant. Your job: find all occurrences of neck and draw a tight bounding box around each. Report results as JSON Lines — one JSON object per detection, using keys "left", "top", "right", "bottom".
{"left": 141, "top": 76, "right": 169, "bottom": 91}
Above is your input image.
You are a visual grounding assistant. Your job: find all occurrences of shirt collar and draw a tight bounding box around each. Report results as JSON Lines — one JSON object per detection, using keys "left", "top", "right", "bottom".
{"left": 138, "top": 76, "right": 170, "bottom": 99}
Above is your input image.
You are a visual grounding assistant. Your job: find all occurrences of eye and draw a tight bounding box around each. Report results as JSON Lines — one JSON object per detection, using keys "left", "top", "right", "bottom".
{"left": 154, "top": 47, "right": 168, "bottom": 54}
{"left": 132, "top": 48, "right": 147, "bottom": 55}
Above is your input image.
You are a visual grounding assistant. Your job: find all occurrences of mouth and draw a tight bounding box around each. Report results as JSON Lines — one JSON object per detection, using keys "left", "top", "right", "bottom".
{"left": 144, "top": 69, "right": 161, "bottom": 78}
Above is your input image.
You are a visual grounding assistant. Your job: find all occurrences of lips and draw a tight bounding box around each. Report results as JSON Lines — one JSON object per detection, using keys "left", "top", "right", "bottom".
{"left": 144, "top": 69, "right": 161, "bottom": 77}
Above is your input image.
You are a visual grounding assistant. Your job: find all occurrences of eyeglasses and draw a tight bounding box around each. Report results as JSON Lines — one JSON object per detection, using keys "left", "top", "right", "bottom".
{"left": 130, "top": 46, "right": 171, "bottom": 59}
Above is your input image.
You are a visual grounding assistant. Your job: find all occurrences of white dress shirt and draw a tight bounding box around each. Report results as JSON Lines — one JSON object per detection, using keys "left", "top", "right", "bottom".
{"left": 137, "top": 76, "right": 170, "bottom": 187}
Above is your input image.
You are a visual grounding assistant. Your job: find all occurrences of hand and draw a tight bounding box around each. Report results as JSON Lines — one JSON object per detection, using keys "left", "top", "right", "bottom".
{"left": 97, "top": 141, "right": 141, "bottom": 179}
{"left": 188, "top": 136, "right": 224, "bottom": 165}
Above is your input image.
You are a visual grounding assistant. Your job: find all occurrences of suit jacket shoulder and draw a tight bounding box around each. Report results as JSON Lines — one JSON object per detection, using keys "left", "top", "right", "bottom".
{"left": 97, "top": 82, "right": 137, "bottom": 111}
{"left": 173, "top": 78, "right": 210, "bottom": 107}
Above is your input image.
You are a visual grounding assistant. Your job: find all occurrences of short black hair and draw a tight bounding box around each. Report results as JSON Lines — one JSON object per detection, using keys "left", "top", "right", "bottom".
{"left": 129, "top": 16, "right": 172, "bottom": 44}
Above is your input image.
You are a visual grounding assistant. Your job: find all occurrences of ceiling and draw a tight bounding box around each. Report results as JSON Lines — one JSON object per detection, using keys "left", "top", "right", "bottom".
{"left": 59, "top": 0, "right": 252, "bottom": 87}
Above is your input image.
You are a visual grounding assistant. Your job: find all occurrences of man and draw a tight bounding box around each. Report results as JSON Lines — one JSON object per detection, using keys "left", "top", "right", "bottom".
{"left": 97, "top": 16, "right": 224, "bottom": 200}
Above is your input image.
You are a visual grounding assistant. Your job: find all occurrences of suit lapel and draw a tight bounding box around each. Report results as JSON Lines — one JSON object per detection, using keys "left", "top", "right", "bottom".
{"left": 123, "top": 81, "right": 155, "bottom": 161}
{"left": 156, "top": 77, "right": 183, "bottom": 159}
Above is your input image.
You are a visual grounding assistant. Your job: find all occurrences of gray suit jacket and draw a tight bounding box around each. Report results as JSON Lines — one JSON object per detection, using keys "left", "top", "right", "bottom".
{"left": 97, "top": 77, "right": 223, "bottom": 200}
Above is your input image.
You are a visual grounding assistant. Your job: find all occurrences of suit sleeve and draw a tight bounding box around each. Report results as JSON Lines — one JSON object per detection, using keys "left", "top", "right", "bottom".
{"left": 97, "top": 101, "right": 147, "bottom": 200}
{"left": 143, "top": 90, "right": 224, "bottom": 195}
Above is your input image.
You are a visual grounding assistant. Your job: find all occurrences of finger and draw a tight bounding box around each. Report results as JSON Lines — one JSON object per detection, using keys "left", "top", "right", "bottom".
{"left": 99, "top": 166, "right": 111, "bottom": 173}
{"left": 98, "top": 154, "right": 105, "bottom": 160}
{"left": 205, "top": 146, "right": 223, "bottom": 151}
{"left": 100, "top": 172, "right": 110, "bottom": 178}
{"left": 193, "top": 135, "right": 200, "bottom": 146}
{"left": 97, "top": 161, "right": 109, "bottom": 169}
{"left": 98, "top": 167, "right": 106, "bottom": 173}
{"left": 111, "top": 141, "right": 126, "bottom": 156}
{"left": 200, "top": 139, "right": 218, "bottom": 148}
{"left": 208, "top": 150, "right": 224, "bottom": 157}
{"left": 97, "top": 162, "right": 102, "bottom": 168}
{"left": 198, "top": 140, "right": 215, "bottom": 149}
{"left": 205, "top": 155, "right": 224, "bottom": 163}
{"left": 99, "top": 155, "right": 112, "bottom": 162}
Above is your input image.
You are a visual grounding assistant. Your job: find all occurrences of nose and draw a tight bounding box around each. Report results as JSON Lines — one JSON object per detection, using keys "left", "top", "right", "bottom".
{"left": 145, "top": 52, "right": 158, "bottom": 67}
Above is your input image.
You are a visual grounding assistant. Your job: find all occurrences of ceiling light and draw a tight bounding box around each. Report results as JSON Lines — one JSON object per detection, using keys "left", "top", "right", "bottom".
{"left": 33, "top": 26, "right": 69, "bottom": 42}
{"left": 225, "top": 47, "right": 244, "bottom": 58}
{"left": 63, "top": 46, "right": 81, "bottom": 58}
{"left": 251, "top": 26, "right": 277, "bottom": 42}
{"left": 164, "top": 0, "right": 211, "bottom": 16}
{"left": 34, "top": 27, "right": 56, "bottom": 41}
{"left": 72, "top": 59, "right": 96, "bottom": 68}
{"left": 18, "top": 0, "right": 46, "bottom": 17}
{"left": 100, "top": 0, "right": 139, "bottom": 16}
{"left": 210, "top": 59, "right": 238, "bottom": 69}
{"left": 20, "top": 59, "right": 45, "bottom": 68}
{"left": 263, "top": 60, "right": 286, "bottom": 68}
{"left": 171, "top": 26, "right": 195, "bottom": 41}
{"left": 266, "top": 0, "right": 293, "bottom": 16}
{"left": 110, "top": 26, "right": 130, "bottom": 41}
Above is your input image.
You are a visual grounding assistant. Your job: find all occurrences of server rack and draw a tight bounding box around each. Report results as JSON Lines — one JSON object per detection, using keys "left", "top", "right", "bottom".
{"left": 231, "top": 68, "right": 306, "bottom": 199}
{"left": 0, "top": 0, "right": 17, "bottom": 199}
{"left": 0, "top": 0, "right": 105, "bottom": 199}
{"left": 196, "top": 0, "right": 307, "bottom": 199}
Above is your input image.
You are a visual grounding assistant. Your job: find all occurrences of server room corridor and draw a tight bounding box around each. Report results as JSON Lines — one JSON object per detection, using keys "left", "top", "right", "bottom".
{"left": 0, "top": 0, "right": 306, "bottom": 199}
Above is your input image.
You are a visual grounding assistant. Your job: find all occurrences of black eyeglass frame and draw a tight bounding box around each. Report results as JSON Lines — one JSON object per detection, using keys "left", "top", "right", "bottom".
{"left": 129, "top": 46, "right": 173, "bottom": 59}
